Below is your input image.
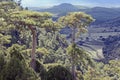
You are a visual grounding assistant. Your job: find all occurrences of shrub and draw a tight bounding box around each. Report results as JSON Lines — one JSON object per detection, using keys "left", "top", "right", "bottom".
{"left": 46, "top": 65, "right": 73, "bottom": 80}
{"left": 0, "top": 44, "right": 40, "bottom": 80}
{"left": 35, "top": 60, "right": 47, "bottom": 80}
{"left": 0, "top": 52, "right": 5, "bottom": 74}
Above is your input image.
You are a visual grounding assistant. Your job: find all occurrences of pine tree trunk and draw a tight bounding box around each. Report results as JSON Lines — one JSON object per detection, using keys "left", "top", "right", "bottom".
{"left": 31, "top": 30, "right": 36, "bottom": 70}
{"left": 71, "top": 28, "right": 76, "bottom": 80}
{"left": 72, "top": 60, "right": 76, "bottom": 80}
{"left": 28, "top": 26, "right": 36, "bottom": 70}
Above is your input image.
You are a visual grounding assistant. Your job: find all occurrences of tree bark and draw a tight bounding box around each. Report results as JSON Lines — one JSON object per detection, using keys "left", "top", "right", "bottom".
{"left": 72, "top": 61, "right": 76, "bottom": 80}
{"left": 28, "top": 25, "right": 36, "bottom": 70}
{"left": 71, "top": 27, "right": 76, "bottom": 80}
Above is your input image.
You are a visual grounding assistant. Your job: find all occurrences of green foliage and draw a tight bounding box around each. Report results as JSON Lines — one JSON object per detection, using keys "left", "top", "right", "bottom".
{"left": 67, "top": 44, "right": 94, "bottom": 71}
{"left": 1, "top": 56, "right": 24, "bottom": 80}
{"left": 59, "top": 12, "right": 94, "bottom": 80}
{"left": 41, "top": 19, "right": 62, "bottom": 32}
{"left": 0, "top": 1, "right": 21, "bottom": 28}
{"left": 83, "top": 60, "right": 120, "bottom": 80}
{"left": 8, "top": 44, "right": 25, "bottom": 60}
{"left": 103, "top": 60, "right": 120, "bottom": 79}
{"left": 75, "top": 70, "right": 84, "bottom": 80}
{"left": 36, "top": 47, "right": 49, "bottom": 55}
{"left": 42, "top": 54, "right": 57, "bottom": 63}
{"left": 0, "top": 1, "right": 21, "bottom": 50}
{"left": 0, "top": 1, "right": 21, "bottom": 14}
{"left": 35, "top": 60, "right": 47, "bottom": 80}
{"left": 83, "top": 66, "right": 113, "bottom": 80}
{"left": 0, "top": 44, "right": 40, "bottom": 80}
{"left": 59, "top": 12, "right": 94, "bottom": 36}
{"left": 1, "top": 56, "right": 40, "bottom": 80}
{"left": 46, "top": 65, "right": 73, "bottom": 80}
{"left": 9, "top": 10, "right": 52, "bottom": 27}
{"left": 38, "top": 29, "right": 68, "bottom": 63}
{"left": 0, "top": 52, "right": 5, "bottom": 72}
{"left": 0, "top": 34, "right": 11, "bottom": 45}
{"left": 44, "top": 63, "right": 60, "bottom": 70}
{"left": 59, "top": 12, "right": 94, "bottom": 26}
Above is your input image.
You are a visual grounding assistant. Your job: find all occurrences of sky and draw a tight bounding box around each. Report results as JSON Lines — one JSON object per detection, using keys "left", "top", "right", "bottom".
{"left": 21, "top": 0, "right": 120, "bottom": 8}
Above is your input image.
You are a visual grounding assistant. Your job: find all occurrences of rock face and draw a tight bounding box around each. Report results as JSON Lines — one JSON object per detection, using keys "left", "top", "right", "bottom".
{"left": 103, "top": 35, "right": 120, "bottom": 63}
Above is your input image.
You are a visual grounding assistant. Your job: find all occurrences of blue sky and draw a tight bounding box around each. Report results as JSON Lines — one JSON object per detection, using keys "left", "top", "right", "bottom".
{"left": 21, "top": 0, "right": 120, "bottom": 7}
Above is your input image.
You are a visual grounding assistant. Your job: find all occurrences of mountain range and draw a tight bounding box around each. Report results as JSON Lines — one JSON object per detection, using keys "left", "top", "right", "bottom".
{"left": 29, "top": 3, "right": 120, "bottom": 26}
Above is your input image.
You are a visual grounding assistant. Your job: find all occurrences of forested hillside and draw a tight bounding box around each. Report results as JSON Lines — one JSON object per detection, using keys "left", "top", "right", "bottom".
{"left": 0, "top": 0, "right": 120, "bottom": 80}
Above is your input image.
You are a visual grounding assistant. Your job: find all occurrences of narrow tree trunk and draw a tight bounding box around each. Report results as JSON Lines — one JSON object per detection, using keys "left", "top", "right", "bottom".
{"left": 28, "top": 26, "right": 36, "bottom": 70}
{"left": 72, "top": 60, "right": 76, "bottom": 80}
{"left": 31, "top": 30, "right": 36, "bottom": 70}
{"left": 71, "top": 28, "right": 76, "bottom": 80}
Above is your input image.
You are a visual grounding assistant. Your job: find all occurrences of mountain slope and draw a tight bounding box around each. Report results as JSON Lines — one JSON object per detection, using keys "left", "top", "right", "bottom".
{"left": 97, "top": 17, "right": 120, "bottom": 27}
{"left": 103, "top": 35, "right": 120, "bottom": 63}
{"left": 84, "top": 7, "right": 120, "bottom": 25}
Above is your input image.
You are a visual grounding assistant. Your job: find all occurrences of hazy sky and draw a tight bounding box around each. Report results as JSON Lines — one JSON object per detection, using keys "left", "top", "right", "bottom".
{"left": 21, "top": 0, "right": 120, "bottom": 7}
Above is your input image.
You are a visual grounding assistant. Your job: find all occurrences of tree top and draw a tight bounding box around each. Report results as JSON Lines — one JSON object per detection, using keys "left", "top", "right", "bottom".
{"left": 9, "top": 10, "right": 53, "bottom": 27}
{"left": 59, "top": 12, "right": 94, "bottom": 28}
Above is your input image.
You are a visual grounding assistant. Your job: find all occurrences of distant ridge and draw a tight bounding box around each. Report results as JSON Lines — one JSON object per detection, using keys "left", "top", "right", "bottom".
{"left": 37, "top": 3, "right": 79, "bottom": 13}
{"left": 84, "top": 7, "right": 120, "bottom": 25}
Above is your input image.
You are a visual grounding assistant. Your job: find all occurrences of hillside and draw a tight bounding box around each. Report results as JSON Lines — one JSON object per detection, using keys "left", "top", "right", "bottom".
{"left": 96, "top": 17, "right": 120, "bottom": 27}
{"left": 83, "top": 7, "right": 120, "bottom": 25}
{"left": 103, "top": 35, "right": 120, "bottom": 63}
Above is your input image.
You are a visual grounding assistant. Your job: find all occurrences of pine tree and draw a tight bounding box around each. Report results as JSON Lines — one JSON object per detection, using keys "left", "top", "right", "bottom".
{"left": 59, "top": 12, "right": 94, "bottom": 80}
{"left": 0, "top": 1, "right": 20, "bottom": 50}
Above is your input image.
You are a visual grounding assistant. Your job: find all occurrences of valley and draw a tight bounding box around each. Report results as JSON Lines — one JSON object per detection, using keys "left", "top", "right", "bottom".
{"left": 29, "top": 4, "right": 120, "bottom": 62}
{"left": 61, "top": 25, "right": 120, "bottom": 61}
{"left": 79, "top": 26, "right": 120, "bottom": 60}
